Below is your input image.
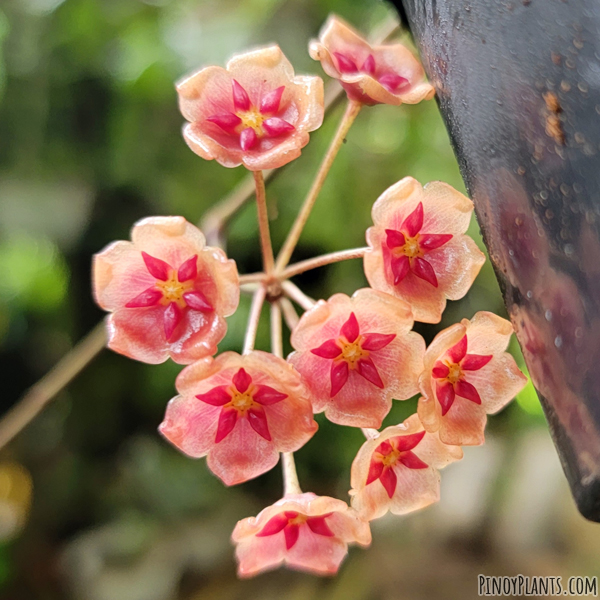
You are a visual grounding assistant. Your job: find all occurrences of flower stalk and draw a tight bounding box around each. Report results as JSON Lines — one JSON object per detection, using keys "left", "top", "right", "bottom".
{"left": 243, "top": 285, "right": 267, "bottom": 354}
{"left": 253, "top": 170, "right": 275, "bottom": 274}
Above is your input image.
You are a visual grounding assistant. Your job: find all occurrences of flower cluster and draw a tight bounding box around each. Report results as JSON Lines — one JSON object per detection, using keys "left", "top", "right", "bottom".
{"left": 92, "top": 14, "right": 527, "bottom": 579}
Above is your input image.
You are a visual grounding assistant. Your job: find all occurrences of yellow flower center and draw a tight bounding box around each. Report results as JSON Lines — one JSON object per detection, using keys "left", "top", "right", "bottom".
{"left": 339, "top": 338, "right": 369, "bottom": 368}
{"left": 238, "top": 109, "right": 265, "bottom": 134}
{"left": 288, "top": 514, "right": 308, "bottom": 526}
{"left": 393, "top": 234, "right": 422, "bottom": 259}
{"left": 230, "top": 392, "right": 255, "bottom": 414}
{"left": 446, "top": 363, "right": 463, "bottom": 385}
{"left": 380, "top": 449, "right": 400, "bottom": 468}
{"left": 156, "top": 272, "right": 194, "bottom": 307}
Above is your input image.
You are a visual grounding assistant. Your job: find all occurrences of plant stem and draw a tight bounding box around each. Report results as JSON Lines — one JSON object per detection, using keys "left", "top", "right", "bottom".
{"left": 283, "top": 247, "right": 368, "bottom": 279}
{"left": 361, "top": 428, "right": 379, "bottom": 440}
{"left": 243, "top": 285, "right": 267, "bottom": 354}
{"left": 282, "top": 451, "right": 302, "bottom": 496}
{"left": 253, "top": 170, "right": 275, "bottom": 274}
{"left": 279, "top": 297, "right": 299, "bottom": 331}
{"left": 0, "top": 322, "right": 107, "bottom": 450}
{"left": 270, "top": 301, "right": 283, "bottom": 358}
{"left": 281, "top": 281, "right": 316, "bottom": 312}
{"left": 275, "top": 100, "right": 362, "bottom": 272}
{"left": 238, "top": 272, "right": 266, "bottom": 285}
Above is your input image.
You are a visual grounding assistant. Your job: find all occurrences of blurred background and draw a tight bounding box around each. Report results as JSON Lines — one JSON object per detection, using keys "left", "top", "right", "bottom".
{"left": 0, "top": 0, "right": 598, "bottom": 598}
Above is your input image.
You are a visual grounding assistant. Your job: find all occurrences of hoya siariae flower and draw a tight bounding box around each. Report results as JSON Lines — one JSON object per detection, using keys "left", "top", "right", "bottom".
{"left": 364, "top": 177, "right": 486, "bottom": 324}
{"left": 232, "top": 492, "right": 371, "bottom": 577}
{"left": 93, "top": 217, "right": 239, "bottom": 365}
{"left": 159, "top": 351, "right": 317, "bottom": 485}
{"left": 288, "top": 288, "right": 425, "bottom": 428}
{"left": 177, "top": 45, "right": 324, "bottom": 170}
{"left": 309, "top": 14, "right": 435, "bottom": 106}
{"left": 349, "top": 414, "right": 462, "bottom": 521}
{"left": 418, "top": 311, "right": 528, "bottom": 446}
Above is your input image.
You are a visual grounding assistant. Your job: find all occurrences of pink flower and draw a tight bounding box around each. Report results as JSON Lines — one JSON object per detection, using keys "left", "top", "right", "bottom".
{"left": 349, "top": 414, "right": 462, "bottom": 521}
{"left": 288, "top": 288, "right": 425, "bottom": 428}
{"left": 418, "top": 312, "right": 528, "bottom": 446}
{"left": 159, "top": 351, "right": 317, "bottom": 485}
{"left": 309, "top": 14, "right": 435, "bottom": 106}
{"left": 232, "top": 492, "right": 371, "bottom": 577}
{"left": 93, "top": 217, "right": 239, "bottom": 365}
{"left": 177, "top": 45, "right": 324, "bottom": 170}
{"left": 364, "top": 177, "right": 486, "bottom": 324}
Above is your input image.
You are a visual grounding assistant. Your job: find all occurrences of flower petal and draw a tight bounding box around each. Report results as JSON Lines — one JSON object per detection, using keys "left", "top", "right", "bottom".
{"left": 431, "top": 361, "right": 449, "bottom": 379}
{"left": 379, "top": 467, "right": 397, "bottom": 498}
{"left": 240, "top": 127, "right": 258, "bottom": 151}
{"left": 378, "top": 72, "right": 409, "bottom": 92}
{"left": 306, "top": 515, "right": 335, "bottom": 537}
{"left": 196, "top": 385, "right": 231, "bottom": 406}
{"left": 183, "top": 290, "right": 214, "bottom": 312}
{"left": 256, "top": 513, "right": 289, "bottom": 537}
{"left": 125, "top": 287, "right": 162, "bottom": 308}
{"left": 215, "top": 406, "right": 238, "bottom": 443}
{"left": 340, "top": 312, "right": 360, "bottom": 342}
{"left": 454, "top": 379, "right": 482, "bottom": 405}
{"left": 260, "top": 85, "right": 285, "bottom": 114}
{"left": 399, "top": 451, "right": 429, "bottom": 469}
{"left": 232, "top": 79, "right": 251, "bottom": 111}
{"left": 366, "top": 458, "right": 384, "bottom": 485}
{"left": 394, "top": 430, "right": 426, "bottom": 451}
{"left": 163, "top": 302, "right": 183, "bottom": 340}
{"left": 253, "top": 385, "right": 287, "bottom": 405}
{"left": 284, "top": 524, "right": 300, "bottom": 550}
{"left": 461, "top": 353, "right": 493, "bottom": 371}
{"left": 333, "top": 52, "right": 358, "bottom": 73}
{"left": 401, "top": 201, "right": 424, "bottom": 237}
{"left": 330, "top": 361, "right": 349, "bottom": 397}
{"left": 360, "top": 332, "right": 396, "bottom": 351}
{"left": 233, "top": 367, "right": 252, "bottom": 393}
{"left": 142, "top": 251, "right": 171, "bottom": 281}
{"left": 356, "top": 357, "right": 384, "bottom": 389}
{"left": 418, "top": 233, "right": 453, "bottom": 250}
{"left": 262, "top": 117, "right": 295, "bottom": 136}
{"left": 177, "top": 255, "right": 198, "bottom": 282}
{"left": 247, "top": 405, "right": 272, "bottom": 441}
{"left": 206, "top": 112, "right": 242, "bottom": 133}
{"left": 311, "top": 339, "right": 342, "bottom": 359}
{"left": 385, "top": 228, "right": 406, "bottom": 249}
{"left": 447, "top": 335, "right": 468, "bottom": 363}
{"left": 361, "top": 54, "right": 376, "bottom": 75}
{"left": 435, "top": 380, "right": 455, "bottom": 416}
{"left": 411, "top": 257, "right": 438, "bottom": 287}
{"left": 391, "top": 255, "right": 410, "bottom": 285}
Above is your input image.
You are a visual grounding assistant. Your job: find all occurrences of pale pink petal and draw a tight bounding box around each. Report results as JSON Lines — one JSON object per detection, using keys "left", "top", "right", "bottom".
{"left": 260, "top": 85, "right": 285, "bottom": 114}
{"left": 361, "top": 53, "right": 376, "bottom": 75}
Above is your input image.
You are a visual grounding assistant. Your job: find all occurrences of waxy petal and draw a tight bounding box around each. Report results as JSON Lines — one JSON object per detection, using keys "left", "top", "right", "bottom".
{"left": 177, "top": 255, "right": 198, "bottom": 282}
{"left": 330, "top": 361, "right": 349, "bottom": 397}
{"left": 233, "top": 367, "right": 252, "bottom": 393}
{"left": 240, "top": 127, "right": 258, "bottom": 151}
{"left": 436, "top": 380, "right": 455, "bottom": 416}
{"left": 419, "top": 233, "right": 453, "bottom": 250}
{"left": 401, "top": 201, "right": 423, "bottom": 237}
{"left": 356, "top": 357, "right": 384, "bottom": 389}
{"left": 361, "top": 54, "right": 376, "bottom": 75}
{"left": 307, "top": 515, "right": 335, "bottom": 537}
{"left": 125, "top": 287, "right": 162, "bottom": 308}
{"left": 262, "top": 117, "right": 295, "bottom": 137}
{"left": 454, "top": 379, "right": 482, "bottom": 404}
{"left": 284, "top": 524, "right": 300, "bottom": 550}
{"left": 333, "top": 52, "right": 358, "bottom": 73}
{"left": 461, "top": 353, "right": 493, "bottom": 371}
{"left": 311, "top": 339, "right": 342, "bottom": 359}
{"left": 253, "top": 385, "right": 288, "bottom": 405}
{"left": 411, "top": 257, "right": 438, "bottom": 287}
{"left": 432, "top": 361, "right": 450, "bottom": 379}
{"left": 394, "top": 430, "right": 426, "bottom": 452}
{"left": 379, "top": 467, "right": 397, "bottom": 498}
{"left": 366, "top": 459, "right": 384, "bottom": 485}
{"left": 447, "top": 335, "right": 468, "bottom": 363}
{"left": 232, "top": 79, "right": 251, "bottom": 111}
{"left": 391, "top": 255, "right": 410, "bottom": 285}
{"left": 385, "top": 228, "right": 406, "bottom": 249}
{"left": 360, "top": 332, "right": 396, "bottom": 351}
{"left": 206, "top": 112, "right": 242, "bottom": 133}
{"left": 340, "top": 312, "right": 360, "bottom": 343}
{"left": 183, "top": 291, "right": 214, "bottom": 312}
{"left": 196, "top": 385, "right": 231, "bottom": 406}
{"left": 215, "top": 406, "right": 238, "bottom": 443}
{"left": 163, "top": 302, "right": 183, "bottom": 340}
{"left": 247, "top": 405, "right": 271, "bottom": 441}
{"left": 256, "top": 513, "right": 289, "bottom": 537}
{"left": 379, "top": 73, "right": 408, "bottom": 92}
{"left": 399, "top": 451, "right": 429, "bottom": 469}
{"left": 142, "top": 251, "right": 170, "bottom": 281}
{"left": 260, "top": 85, "right": 285, "bottom": 114}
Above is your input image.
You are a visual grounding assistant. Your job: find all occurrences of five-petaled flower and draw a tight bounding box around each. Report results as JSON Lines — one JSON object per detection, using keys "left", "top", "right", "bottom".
{"left": 309, "top": 14, "right": 435, "bottom": 106}
{"left": 93, "top": 217, "right": 239, "bottom": 365}
{"left": 364, "top": 177, "right": 486, "bottom": 323}
{"left": 177, "top": 45, "right": 324, "bottom": 170}
{"left": 232, "top": 492, "right": 371, "bottom": 577}
{"left": 288, "top": 288, "right": 425, "bottom": 428}
{"left": 159, "top": 351, "right": 318, "bottom": 485}
{"left": 349, "top": 414, "right": 462, "bottom": 521}
{"left": 418, "top": 312, "right": 527, "bottom": 446}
